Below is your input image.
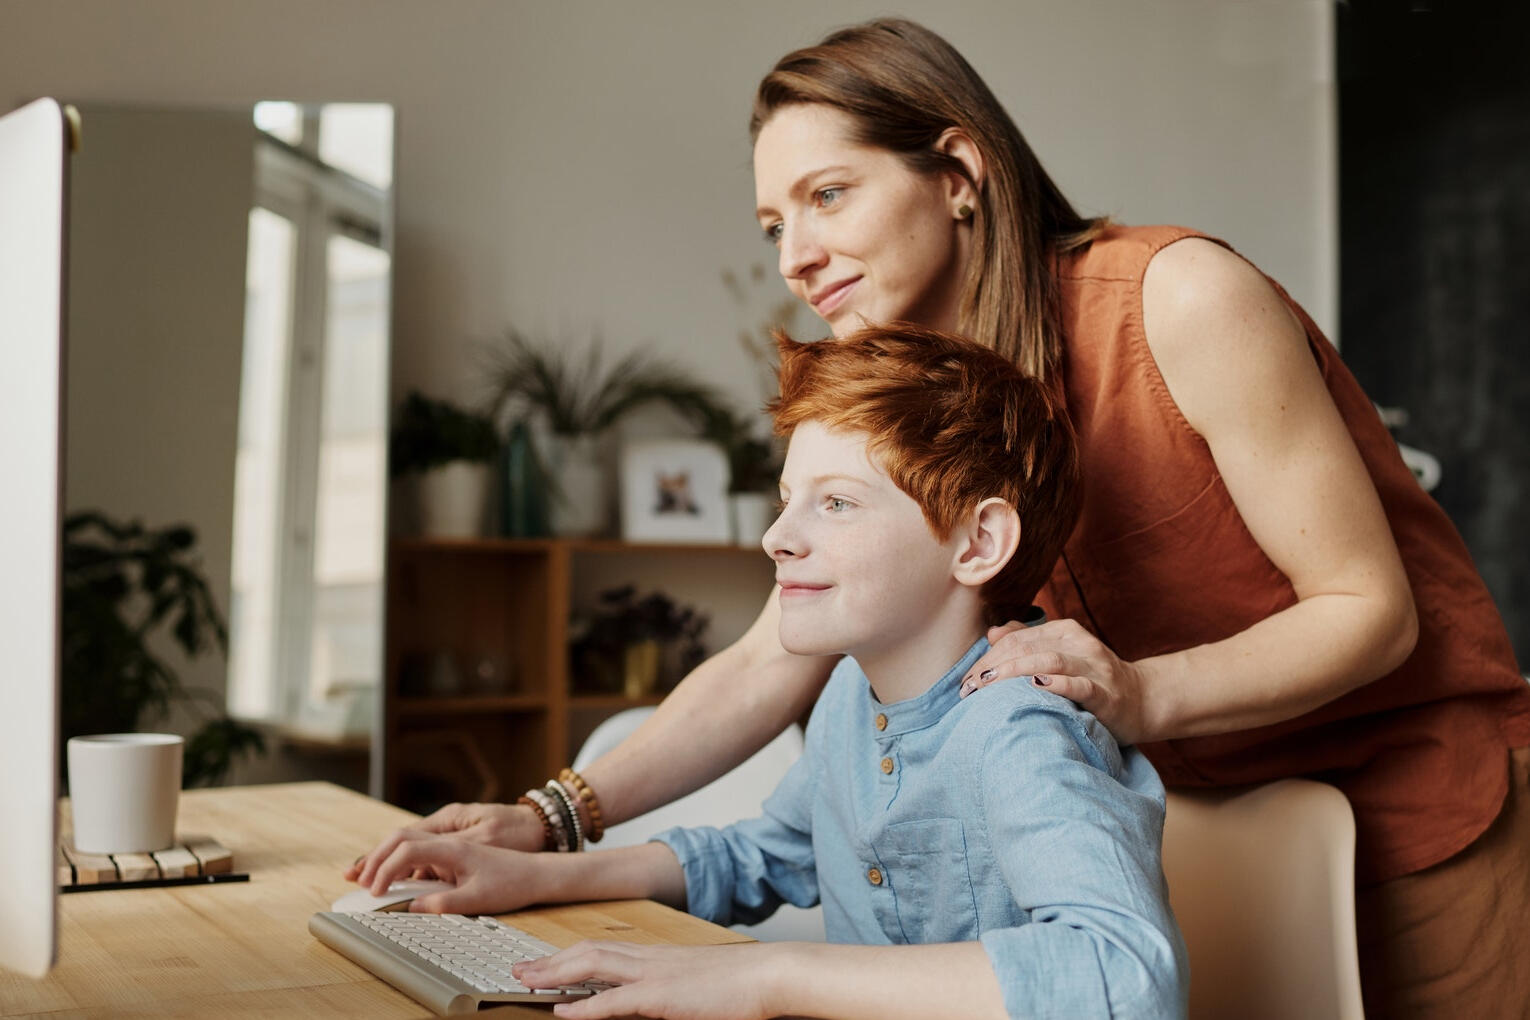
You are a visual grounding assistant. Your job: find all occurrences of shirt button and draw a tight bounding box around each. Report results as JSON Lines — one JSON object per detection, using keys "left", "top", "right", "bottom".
{"left": 875, "top": 713, "right": 888, "bottom": 731}
{"left": 880, "top": 757, "right": 894, "bottom": 775}
{"left": 867, "top": 867, "right": 883, "bottom": 886}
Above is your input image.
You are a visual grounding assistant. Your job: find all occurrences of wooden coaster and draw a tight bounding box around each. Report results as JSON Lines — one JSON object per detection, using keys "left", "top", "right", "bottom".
{"left": 152, "top": 846, "right": 200, "bottom": 878}
{"left": 58, "top": 835, "right": 236, "bottom": 888}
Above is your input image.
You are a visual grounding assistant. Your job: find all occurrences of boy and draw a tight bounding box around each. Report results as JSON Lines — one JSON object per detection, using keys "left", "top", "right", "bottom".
{"left": 361, "top": 326, "right": 1189, "bottom": 1019}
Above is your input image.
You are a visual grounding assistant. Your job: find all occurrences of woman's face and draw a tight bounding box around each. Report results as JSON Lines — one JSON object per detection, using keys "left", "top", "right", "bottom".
{"left": 753, "top": 104, "right": 971, "bottom": 336}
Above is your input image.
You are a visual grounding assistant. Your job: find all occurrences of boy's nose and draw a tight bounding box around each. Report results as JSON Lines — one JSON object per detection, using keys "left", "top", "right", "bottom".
{"left": 762, "top": 512, "right": 797, "bottom": 560}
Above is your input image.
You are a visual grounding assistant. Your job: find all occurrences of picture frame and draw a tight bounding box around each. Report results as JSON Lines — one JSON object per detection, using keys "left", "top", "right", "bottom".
{"left": 619, "top": 439, "right": 731, "bottom": 543}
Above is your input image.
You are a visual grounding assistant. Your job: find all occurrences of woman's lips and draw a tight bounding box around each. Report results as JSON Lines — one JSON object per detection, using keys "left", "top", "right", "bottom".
{"left": 812, "top": 278, "right": 860, "bottom": 317}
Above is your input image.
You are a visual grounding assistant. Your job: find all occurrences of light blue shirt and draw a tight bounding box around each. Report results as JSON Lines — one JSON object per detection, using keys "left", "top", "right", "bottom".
{"left": 654, "top": 639, "right": 1189, "bottom": 1018}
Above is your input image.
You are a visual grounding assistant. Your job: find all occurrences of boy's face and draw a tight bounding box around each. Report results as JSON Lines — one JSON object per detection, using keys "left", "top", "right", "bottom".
{"left": 763, "top": 421, "right": 964, "bottom": 662}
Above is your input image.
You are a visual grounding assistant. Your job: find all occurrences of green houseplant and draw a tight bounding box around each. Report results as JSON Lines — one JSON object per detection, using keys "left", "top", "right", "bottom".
{"left": 569, "top": 585, "right": 709, "bottom": 697}
{"left": 388, "top": 390, "right": 499, "bottom": 478}
{"left": 390, "top": 390, "right": 500, "bottom": 536}
{"left": 61, "top": 511, "right": 265, "bottom": 788}
{"left": 484, "top": 330, "right": 728, "bottom": 537}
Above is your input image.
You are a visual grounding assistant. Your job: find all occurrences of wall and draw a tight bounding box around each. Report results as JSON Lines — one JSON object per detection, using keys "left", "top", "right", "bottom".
{"left": 65, "top": 102, "right": 250, "bottom": 651}
{"left": 1, "top": 0, "right": 1337, "bottom": 785}
{"left": 2, "top": 0, "right": 1337, "bottom": 409}
{"left": 1339, "top": 2, "right": 1530, "bottom": 661}
{"left": 63, "top": 104, "right": 253, "bottom": 762}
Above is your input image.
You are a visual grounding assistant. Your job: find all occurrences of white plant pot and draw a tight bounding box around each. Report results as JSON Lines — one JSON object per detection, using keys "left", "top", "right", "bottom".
{"left": 731, "top": 491, "right": 778, "bottom": 548}
{"left": 418, "top": 461, "right": 490, "bottom": 538}
{"left": 545, "top": 434, "right": 610, "bottom": 537}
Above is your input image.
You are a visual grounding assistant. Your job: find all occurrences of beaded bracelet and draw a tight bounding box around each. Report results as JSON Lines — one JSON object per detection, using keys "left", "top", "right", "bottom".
{"left": 516, "top": 795, "right": 554, "bottom": 850}
{"left": 558, "top": 768, "right": 605, "bottom": 843}
{"left": 544, "top": 780, "right": 584, "bottom": 853}
{"left": 525, "top": 786, "right": 569, "bottom": 853}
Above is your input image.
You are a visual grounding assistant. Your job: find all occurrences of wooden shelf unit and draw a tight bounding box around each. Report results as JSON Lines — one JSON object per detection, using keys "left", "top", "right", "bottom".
{"left": 382, "top": 537, "right": 774, "bottom": 814}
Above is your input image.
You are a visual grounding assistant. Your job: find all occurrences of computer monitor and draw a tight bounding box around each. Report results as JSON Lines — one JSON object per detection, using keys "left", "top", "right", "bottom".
{"left": 0, "top": 96, "right": 70, "bottom": 980}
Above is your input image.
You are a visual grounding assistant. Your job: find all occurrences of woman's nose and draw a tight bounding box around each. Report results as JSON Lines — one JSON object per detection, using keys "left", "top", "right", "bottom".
{"left": 778, "top": 223, "right": 828, "bottom": 281}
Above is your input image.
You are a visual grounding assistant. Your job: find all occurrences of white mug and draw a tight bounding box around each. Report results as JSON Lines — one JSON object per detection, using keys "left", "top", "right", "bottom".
{"left": 67, "top": 733, "right": 183, "bottom": 854}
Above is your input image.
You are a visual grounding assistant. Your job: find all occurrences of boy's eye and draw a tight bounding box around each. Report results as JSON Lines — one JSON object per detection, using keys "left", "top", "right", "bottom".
{"left": 826, "top": 496, "right": 852, "bottom": 512}
{"left": 814, "top": 186, "right": 843, "bottom": 208}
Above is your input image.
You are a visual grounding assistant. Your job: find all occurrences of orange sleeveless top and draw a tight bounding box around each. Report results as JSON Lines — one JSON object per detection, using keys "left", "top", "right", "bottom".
{"left": 1038, "top": 224, "right": 1530, "bottom": 884}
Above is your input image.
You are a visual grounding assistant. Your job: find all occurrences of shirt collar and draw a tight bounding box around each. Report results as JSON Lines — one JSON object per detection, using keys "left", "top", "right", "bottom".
{"left": 860, "top": 636, "right": 989, "bottom": 737}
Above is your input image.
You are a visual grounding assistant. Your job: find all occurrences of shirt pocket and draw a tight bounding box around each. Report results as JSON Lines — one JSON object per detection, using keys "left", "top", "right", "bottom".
{"left": 876, "top": 817, "right": 980, "bottom": 943}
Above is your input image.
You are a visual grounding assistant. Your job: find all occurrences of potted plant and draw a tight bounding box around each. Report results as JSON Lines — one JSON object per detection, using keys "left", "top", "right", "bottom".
{"left": 389, "top": 390, "right": 500, "bottom": 537}
{"left": 484, "top": 329, "right": 725, "bottom": 537}
{"left": 61, "top": 511, "right": 266, "bottom": 788}
{"left": 686, "top": 405, "right": 781, "bottom": 546}
{"left": 568, "top": 585, "right": 709, "bottom": 697}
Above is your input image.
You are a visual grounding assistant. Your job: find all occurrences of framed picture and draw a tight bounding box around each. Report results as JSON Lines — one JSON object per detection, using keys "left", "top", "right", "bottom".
{"left": 619, "top": 439, "right": 731, "bottom": 543}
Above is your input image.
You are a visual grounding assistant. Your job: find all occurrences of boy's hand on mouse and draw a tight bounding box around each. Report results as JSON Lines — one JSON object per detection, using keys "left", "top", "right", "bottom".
{"left": 962, "top": 618, "right": 1150, "bottom": 745}
{"left": 362, "top": 832, "right": 549, "bottom": 915}
{"left": 513, "top": 941, "right": 783, "bottom": 1020}
{"left": 343, "top": 802, "right": 545, "bottom": 884}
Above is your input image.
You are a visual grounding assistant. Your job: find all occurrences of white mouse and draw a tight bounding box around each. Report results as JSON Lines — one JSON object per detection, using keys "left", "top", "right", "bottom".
{"left": 331, "top": 878, "right": 456, "bottom": 913}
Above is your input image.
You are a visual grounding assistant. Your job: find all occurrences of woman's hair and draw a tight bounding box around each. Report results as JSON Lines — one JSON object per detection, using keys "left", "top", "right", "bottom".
{"left": 751, "top": 18, "right": 1108, "bottom": 382}
{"left": 769, "top": 326, "right": 1081, "bottom": 625}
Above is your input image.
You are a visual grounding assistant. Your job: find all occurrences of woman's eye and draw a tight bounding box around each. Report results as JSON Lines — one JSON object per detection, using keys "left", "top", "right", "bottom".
{"left": 763, "top": 222, "right": 784, "bottom": 244}
{"left": 814, "top": 187, "right": 843, "bottom": 208}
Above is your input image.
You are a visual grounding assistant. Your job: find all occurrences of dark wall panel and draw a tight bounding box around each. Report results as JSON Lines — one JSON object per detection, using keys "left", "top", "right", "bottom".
{"left": 1339, "top": 0, "right": 1529, "bottom": 663}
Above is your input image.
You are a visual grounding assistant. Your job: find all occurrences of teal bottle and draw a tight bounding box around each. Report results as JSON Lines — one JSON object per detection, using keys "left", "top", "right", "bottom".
{"left": 499, "top": 420, "right": 550, "bottom": 537}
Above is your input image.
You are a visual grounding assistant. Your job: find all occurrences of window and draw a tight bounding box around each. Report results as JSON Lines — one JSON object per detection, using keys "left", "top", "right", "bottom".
{"left": 226, "top": 105, "right": 392, "bottom": 742}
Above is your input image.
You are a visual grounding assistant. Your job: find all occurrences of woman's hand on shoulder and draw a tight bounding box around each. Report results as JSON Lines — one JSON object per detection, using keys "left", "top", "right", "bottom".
{"left": 343, "top": 801, "right": 546, "bottom": 885}
{"left": 961, "top": 619, "right": 1151, "bottom": 745}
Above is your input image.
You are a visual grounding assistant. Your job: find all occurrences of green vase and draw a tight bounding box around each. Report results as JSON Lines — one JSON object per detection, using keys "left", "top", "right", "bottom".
{"left": 499, "top": 420, "right": 549, "bottom": 537}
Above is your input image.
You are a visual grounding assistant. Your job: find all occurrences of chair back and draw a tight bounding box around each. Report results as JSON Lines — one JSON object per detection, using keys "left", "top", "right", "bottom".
{"left": 1163, "top": 779, "right": 1365, "bottom": 1020}
{"left": 573, "top": 707, "right": 825, "bottom": 942}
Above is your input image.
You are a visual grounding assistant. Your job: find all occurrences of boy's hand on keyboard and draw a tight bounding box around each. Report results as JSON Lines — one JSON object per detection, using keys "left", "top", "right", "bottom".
{"left": 344, "top": 802, "right": 545, "bottom": 884}
{"left": 355, "top": 832, "right": 550, "bottom": 916}
{"left": 512, "top": 940, "right": 781, "bottom": 1020}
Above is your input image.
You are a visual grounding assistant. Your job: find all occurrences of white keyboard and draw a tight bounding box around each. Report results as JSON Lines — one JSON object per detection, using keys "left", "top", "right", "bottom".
{"left": 309, "top": 910, "right": 610, "bottom": 1015}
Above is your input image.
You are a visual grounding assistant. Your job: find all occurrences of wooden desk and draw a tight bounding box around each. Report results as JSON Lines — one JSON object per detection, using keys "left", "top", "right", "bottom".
{"left": 1, "top": 782, "right": 750, "bottom": 1018}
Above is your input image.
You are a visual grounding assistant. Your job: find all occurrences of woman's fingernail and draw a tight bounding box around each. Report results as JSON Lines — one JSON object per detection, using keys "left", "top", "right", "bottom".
{"left": 959, "top": 679, "right": 976, "bottom": 698}
{"left": 1033, "top": 675, "right": 1050, "bottom": 688}
{"left": 979, "top": 669, "right": 996, "bottom": 682}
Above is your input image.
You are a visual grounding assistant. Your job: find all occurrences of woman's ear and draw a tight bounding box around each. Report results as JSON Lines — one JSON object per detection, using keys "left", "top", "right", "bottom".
{"left": 952, "top": 497, "right": 1020, "bottom": 588}
{"left": 935, "top": 127, "right": 985, "bottom": 214}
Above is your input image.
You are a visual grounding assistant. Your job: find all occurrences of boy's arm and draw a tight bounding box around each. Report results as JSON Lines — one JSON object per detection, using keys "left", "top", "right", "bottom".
{"left": 973, "top": 695, "right": 1188, "bottom": 1018}
{"left": 516, "top": 940, "right": 1008, "bottom": 1020}
{"left": 649, "top": 713, "right": 821, "bottom": 926}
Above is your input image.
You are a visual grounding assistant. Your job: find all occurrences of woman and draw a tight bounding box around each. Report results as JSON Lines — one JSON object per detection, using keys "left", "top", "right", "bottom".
{"left": 354, "top": 19, "right": 1529, "bottom": 1015}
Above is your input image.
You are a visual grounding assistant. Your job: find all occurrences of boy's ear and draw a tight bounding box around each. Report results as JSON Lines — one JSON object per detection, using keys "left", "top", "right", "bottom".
{"left": 951, "top": 497, "right": 1020, "bottom": 588}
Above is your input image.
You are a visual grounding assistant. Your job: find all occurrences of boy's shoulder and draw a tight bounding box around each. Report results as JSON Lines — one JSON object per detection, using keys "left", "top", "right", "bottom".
{"left": 950, "top": 676, "right": 1125, "bottom": 779}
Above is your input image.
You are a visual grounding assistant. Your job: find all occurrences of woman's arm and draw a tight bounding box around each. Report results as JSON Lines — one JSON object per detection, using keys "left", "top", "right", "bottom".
{"left": 361, "top": 834, "right": 691, "bottom": 916}
{"left": 967, "top": 237, "right": 1417, "bottom": 744}
{"left": 577, "top": 586, "right": 837, "bottom": 824}
{"left": 347, "top": 589, "right": 836, "bottom": 874}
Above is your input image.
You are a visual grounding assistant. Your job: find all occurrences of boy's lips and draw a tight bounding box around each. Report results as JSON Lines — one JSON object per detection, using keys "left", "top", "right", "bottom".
{"left": 777, "top": 581, "right": 831, "bottom": 598}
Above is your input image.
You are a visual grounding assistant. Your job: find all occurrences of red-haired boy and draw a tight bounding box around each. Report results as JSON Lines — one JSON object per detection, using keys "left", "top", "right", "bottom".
{"left": 359, "top": 327, "right": 1188, "bottom": 1019}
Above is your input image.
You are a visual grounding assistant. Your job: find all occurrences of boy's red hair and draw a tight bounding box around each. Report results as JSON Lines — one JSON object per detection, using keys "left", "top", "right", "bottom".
{"left": 769, "top": 325, "right": 1081, "bottom": 625}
